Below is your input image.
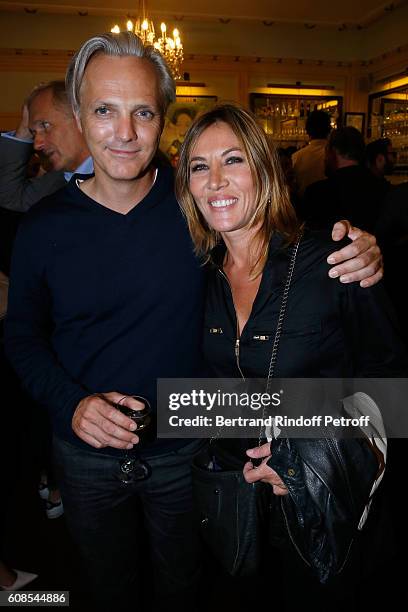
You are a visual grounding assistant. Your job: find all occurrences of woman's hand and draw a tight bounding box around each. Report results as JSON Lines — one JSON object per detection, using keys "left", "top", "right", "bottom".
{"left": 244, "top": 442, "right": 288, "bottom": 496}
{"left": 327, "top": 220, "right": 383, "bottom": 288}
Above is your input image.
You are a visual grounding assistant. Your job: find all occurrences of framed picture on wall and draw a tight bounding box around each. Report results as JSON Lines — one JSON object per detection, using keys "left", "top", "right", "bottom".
{"left": 159, "top": 95, "right": 217, "bottom": 167}
{"left": 344, "top": 112, "right": 365, "bottom": 134}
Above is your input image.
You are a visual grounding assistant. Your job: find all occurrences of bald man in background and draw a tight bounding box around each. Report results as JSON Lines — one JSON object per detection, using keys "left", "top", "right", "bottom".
{"left": 0, "top": 80, "right": 91, "bottom": 213}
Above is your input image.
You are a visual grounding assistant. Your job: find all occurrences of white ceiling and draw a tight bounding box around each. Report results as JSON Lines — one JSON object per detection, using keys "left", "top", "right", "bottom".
{"left": 0, "top": 0, "right": 407, "bottom": 28}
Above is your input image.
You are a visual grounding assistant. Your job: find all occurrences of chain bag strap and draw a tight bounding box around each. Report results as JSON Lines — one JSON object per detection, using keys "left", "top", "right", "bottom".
{"left": 257, "top": 231, "right": 303, "bottom": 447}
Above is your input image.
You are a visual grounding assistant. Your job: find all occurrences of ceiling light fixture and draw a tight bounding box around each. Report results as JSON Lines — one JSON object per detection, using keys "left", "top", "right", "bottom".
{"left": 111, "top": 0, "right": 184, "bottom": 80}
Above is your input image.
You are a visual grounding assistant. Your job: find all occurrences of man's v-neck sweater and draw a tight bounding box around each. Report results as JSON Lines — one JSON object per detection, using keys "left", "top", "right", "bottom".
{"left": 5, "top": 164, "right": 207, "bottom": 456}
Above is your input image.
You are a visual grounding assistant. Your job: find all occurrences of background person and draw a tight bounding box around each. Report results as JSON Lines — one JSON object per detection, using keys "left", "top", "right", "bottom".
{"left": 0, "top": 81, "right": 89, "bottom": 520}
{"left": 0, "top": 81, "right": 91, "bottom": 213}
{"left": 366, "top": 137, "right": 395, "bottom": 184}
{"left": 301, "top": 127, "right": 387, "bottom": 233}
{"left": 0, "top": 272, "right": 38, "bottom": 591}
{"left": 291, "top": 109, "right": 331, "bottom": 197}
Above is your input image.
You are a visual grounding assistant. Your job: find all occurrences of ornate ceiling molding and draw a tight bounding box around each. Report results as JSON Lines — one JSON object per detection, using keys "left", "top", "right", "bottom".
{"left": 0, "top": 0, "right": 407, "bottom": 29}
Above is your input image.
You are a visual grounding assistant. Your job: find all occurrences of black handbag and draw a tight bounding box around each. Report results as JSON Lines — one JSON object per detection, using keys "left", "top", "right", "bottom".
{"left": 191, "top": 234, "right": 302, "bottom": 576}
{"left": 191, "top": 439, "right": 272, "bottom": 576}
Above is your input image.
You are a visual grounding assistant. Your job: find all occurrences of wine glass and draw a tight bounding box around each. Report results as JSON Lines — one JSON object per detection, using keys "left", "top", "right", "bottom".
{"left": 116, "top": 395, "right": 152, "bottom": 484}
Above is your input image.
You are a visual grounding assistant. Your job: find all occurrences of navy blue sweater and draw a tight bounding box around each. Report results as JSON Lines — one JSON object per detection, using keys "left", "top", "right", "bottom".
{"left": 5, "top": 165, "right": 207, "bottom": 456}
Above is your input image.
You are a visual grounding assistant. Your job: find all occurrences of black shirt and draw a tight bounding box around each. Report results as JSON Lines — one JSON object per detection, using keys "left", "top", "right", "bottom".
{"left": 5, "top": 165, "right": 207, "bottom": 456}
{"left": 299, "top": 166, "right": 389, "bottom": 234}
{"left": 204, "top": 230, "right": 406, "bottom": 379}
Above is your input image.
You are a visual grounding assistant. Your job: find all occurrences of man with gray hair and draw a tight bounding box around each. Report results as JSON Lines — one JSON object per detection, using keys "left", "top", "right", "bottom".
{"left": 4, "top": 31, "right": 384, "bottom": 610}
{"left": 5, "top": 32, "right": 206, "bottom": 611}
{"left": 0, "top": 80, "right": 91, "bottom": 212}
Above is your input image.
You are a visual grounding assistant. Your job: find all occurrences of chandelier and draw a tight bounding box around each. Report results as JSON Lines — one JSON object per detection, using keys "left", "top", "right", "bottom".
{"left": 111, "top": 0, "right": 184, "bottom": 80}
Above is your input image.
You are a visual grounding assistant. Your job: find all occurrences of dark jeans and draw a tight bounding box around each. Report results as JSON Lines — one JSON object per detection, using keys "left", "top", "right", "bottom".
{"left": 53, "top": 437, "right": 205, "bottom": 612}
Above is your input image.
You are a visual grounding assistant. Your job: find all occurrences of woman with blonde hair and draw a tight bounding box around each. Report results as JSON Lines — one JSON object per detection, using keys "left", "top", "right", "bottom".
{"left": 175, "top": 103, "right": 406, "bottom": 610}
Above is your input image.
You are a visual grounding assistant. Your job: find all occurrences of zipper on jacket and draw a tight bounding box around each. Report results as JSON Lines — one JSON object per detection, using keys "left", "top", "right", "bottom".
{"left": 234, "top": 338, "right": 246, "bottom": 380}
{"left": 218, "top": 268, "right": 246, "bottom": 381}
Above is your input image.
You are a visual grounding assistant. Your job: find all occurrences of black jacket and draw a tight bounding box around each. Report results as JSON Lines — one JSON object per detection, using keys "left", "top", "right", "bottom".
{"left": 204, "top": 230, "right": 406, "bottom": 380}
{"left": 203, "top": 229, "right": 407, "bottom": 583}
{"left": 376, "top": 182, "right": 408, "bottom": 343}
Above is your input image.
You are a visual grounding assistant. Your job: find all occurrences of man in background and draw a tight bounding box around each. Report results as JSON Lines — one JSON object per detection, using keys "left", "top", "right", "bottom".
{"left": 0, "top": 81, "right": 91, "bottom": 213}
{"left": 302, "top": 126, "right": 386, "bottom": 233}
{"left": 292, "top": 109, "right": 332, "bottom": 197}
{"left": 0, "top": 81, "right": 92, "bottom": 524}
{"left": 366, "top": 137, "right": 395, "bottom": 195}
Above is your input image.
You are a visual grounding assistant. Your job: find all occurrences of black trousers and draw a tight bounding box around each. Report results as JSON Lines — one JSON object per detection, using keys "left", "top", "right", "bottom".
{"left": 54, "top": 437, "right": 205, "bottom": 612}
